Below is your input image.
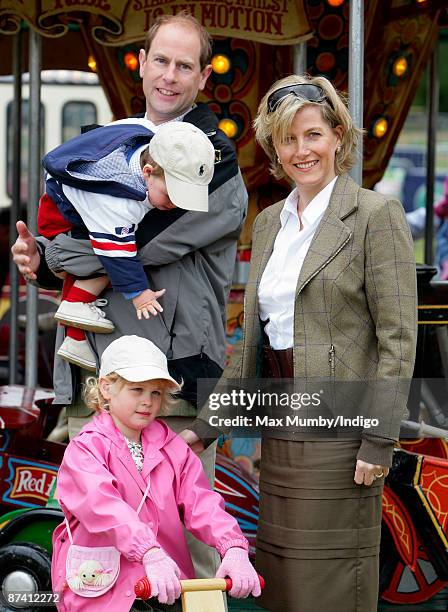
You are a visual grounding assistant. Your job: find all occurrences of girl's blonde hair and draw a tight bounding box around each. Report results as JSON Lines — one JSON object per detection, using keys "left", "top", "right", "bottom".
{"left": 254, "top": 74, "right": 364, "bottom": 181}
{"left": 83, "top": 373, "right": 180, "bottom": 414}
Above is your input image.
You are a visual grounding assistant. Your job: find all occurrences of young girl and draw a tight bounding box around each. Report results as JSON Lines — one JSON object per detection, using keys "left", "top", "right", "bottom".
{"left": 51, "top": 335, "right": 260, "bottom": 611}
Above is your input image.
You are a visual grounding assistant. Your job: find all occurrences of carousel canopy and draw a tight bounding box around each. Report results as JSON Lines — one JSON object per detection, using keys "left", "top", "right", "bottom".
{"left": 0, "top": 0, "right": 312, "bottom": 47}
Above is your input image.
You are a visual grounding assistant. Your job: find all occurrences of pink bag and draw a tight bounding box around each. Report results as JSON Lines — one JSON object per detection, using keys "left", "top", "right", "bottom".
{"left": 66, "top": 543, "right": 120, "bottom": 597}
{"left": 65, "top": 476, "right": 151, "bottom": 597}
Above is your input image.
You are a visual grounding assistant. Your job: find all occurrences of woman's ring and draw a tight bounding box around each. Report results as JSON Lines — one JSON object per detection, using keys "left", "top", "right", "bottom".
{"left": 374, "top": 471, "right": 384, "bottom": 479}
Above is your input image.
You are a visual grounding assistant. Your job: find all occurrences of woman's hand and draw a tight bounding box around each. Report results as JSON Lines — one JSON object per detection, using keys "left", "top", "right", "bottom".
{"left": 215, "top": 547, "right": 261, "bottom": 598}
{"left": 132, "top": 288, "right": 166, "bottom": 319}
{"left": 142, "top": 547, "right": 181, "bottom": 605}
{"left": 354, "top": 460, "right": 389, "bottom": 486}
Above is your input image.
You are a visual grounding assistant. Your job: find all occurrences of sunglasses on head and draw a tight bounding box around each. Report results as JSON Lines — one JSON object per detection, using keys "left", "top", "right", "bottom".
{"left": 267, "top": 84, "right": 329, "bottom": 113}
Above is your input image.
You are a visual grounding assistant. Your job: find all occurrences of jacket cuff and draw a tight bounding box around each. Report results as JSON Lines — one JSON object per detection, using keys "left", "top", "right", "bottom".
{"left": 356, "top": 434, "right": 395, "bottom": 467}
{"left": 188, "top": 418, "right": 221, "bottom": 448}
{"left": 216, "top": 538, "right": 249, "bottom": 558}
{"left": 131, "top": 537, "right": 159, "bottom": 564}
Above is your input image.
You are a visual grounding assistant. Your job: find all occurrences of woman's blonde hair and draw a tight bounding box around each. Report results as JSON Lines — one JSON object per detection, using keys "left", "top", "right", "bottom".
{"left": 254, "top": 74, "right": 363, "bottom": 180}
{"left": 83, "top": 373, "right": 180, "bottom": 414}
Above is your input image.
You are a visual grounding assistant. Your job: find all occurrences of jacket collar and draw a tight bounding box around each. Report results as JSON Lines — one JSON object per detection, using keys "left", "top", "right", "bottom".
{"left": 296, "top": 174, "right": 357, "bottom": 293}
{"left": 256, "top": 174, "right": 358, "bottom": 294}
{"left": 184, "top": 103, "right": 219, "bottom": 135}
{"left": 80, "top": 412, "right": 177, "bottom": 494}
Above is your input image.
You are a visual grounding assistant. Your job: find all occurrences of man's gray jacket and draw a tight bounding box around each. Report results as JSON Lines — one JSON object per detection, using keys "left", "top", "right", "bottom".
{"left": 37, "top": 104, "right": 248, "bottom": 429}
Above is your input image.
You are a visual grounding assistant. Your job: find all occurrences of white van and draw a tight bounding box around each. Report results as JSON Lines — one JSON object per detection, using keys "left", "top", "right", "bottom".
{"left": 0, "top": 70, "right": 112, "bottom": 209}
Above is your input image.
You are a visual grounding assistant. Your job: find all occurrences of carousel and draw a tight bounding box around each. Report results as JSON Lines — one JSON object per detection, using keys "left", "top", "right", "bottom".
{"left": 0, "top": 0, "right": 447, "bottom": 609}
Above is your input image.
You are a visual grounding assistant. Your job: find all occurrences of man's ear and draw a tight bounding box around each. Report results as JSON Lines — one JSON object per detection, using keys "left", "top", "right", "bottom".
{"left": 198, "top": 64, "right": 212, "bottom": 91}
{"left": 139, "top": 49, "right": 147, "bottom": 79}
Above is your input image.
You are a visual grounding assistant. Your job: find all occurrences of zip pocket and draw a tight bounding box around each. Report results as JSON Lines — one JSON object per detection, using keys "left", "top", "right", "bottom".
{"left": 328, "top": 344, "right": 336, "bottom": 376}
{"left": 328, "top": 344, "right": 336, "bottom": 412}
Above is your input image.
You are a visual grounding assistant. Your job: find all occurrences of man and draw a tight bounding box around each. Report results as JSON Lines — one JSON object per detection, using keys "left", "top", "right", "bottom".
{"left": 12, "top": 12, "right": 247, "bottom": 580}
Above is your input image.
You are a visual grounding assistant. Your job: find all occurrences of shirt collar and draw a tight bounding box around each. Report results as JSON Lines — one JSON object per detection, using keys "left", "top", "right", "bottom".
{"left": 280, "top": 176, "right": 338, "bottom": 228}
{"left": 280, "top": 188, "right": 299, "bottom": 227}
{"left": 143, "top": 106, "right": 193, "bottom": 132}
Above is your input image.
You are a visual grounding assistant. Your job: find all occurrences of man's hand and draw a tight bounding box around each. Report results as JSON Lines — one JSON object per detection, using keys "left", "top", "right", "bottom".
{"left": 179, "top": 429, "right": 205, "bottom": 454}
{"left": 354, "top": 459, "right": 389, "bottom": 486}
{"left": 11, "top": 221, "right": 40, "bottom": 281}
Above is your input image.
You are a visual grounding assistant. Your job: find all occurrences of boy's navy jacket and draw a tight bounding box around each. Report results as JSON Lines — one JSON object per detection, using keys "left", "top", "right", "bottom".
{"left": 42, "top": 122, "right": 154, "bottom": 200}
{"left": 42, "top": 121, "right": 157, "bottom": 295}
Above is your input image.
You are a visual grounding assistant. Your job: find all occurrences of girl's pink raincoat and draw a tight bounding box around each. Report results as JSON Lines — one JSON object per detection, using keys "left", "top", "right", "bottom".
{"left": 52, "top": 412, "right": 248, "bottom": 611}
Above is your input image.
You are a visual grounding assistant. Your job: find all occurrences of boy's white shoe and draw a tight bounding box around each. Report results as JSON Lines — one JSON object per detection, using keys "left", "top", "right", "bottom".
{"left": 57, "top": 337, "right": 97, "bottom": 371}
{"left": 54, "top": 300, "right": 115, "bottom": 333}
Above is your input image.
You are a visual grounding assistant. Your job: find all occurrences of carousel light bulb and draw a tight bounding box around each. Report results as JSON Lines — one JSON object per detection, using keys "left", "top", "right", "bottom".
{"left": 87, "top": 55, "right": 97, "bottom": 72}
{"left": 372, "top": 117, "right": 388, "bottom": 139}
{"left": 327, "top": 0, "right": 345, "bottom": 6}
{"left": 392, "top": 57, "right": 408, "bottom": 77}
{"left": 212, "top": 54, "right": 231, "bottom": 74}
{"left": 219, "top": 118, "right": 238, "bottom": 139}
{"left": 124, "top": 52, "right": 139, "bottom": 71}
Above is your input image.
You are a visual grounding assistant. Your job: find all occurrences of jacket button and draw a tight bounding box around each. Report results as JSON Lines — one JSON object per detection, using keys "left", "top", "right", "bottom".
{"left": 126, "top": 590, "right": 132, "bottom": 597}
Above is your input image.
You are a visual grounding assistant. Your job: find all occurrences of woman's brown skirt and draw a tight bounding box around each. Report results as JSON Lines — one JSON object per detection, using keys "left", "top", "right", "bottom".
{"left": 256, "top": 439, "right": 384, "bottom": 612}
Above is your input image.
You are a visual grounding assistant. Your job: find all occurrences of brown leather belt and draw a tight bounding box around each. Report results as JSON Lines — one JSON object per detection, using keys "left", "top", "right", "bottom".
{"left": 262, "top": 345, "right": 294, "bottom": 378}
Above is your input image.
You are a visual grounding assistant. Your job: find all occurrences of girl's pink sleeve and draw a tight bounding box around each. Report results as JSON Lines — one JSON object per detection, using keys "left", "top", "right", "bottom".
{"left": 57, "top": 435, "right": 156, "bottom": 563}
{"left": 174, "top": 443, "right": 248, "bottom": 557}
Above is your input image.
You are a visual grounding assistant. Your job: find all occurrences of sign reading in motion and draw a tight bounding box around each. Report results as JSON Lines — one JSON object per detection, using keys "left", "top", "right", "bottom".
{"left": 0, "top": 0, "right": 312, "bottom": 46}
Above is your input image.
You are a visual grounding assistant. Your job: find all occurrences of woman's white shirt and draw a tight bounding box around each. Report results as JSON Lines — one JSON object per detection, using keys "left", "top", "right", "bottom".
{"left": 258, "top": 177, "right": 337, "bottom": 350}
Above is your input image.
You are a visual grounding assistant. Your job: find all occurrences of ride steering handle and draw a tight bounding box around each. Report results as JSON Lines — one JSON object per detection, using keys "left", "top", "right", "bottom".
{"left": 134, "top": 575, "right": 265, "bottom": 600}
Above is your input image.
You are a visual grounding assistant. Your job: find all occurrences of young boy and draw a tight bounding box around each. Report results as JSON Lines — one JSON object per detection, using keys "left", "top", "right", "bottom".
{"left": 39, "top": 120, "right": 215, "bottom": 370}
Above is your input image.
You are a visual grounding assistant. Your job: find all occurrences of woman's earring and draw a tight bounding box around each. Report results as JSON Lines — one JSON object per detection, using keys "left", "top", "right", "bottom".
{"left": 336, "top": 145, "right": 342, "bottom": 155}
{"left": 277, "top": 156, "right": 282, "bottom": 165}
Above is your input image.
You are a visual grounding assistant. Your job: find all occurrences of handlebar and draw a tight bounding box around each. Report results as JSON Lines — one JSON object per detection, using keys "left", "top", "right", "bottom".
{"left": 135, "top": 575, "right": 265, "bottom": 600}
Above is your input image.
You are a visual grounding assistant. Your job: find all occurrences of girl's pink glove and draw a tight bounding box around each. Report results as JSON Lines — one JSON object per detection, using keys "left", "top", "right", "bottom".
{"left": 215, "top": 547, "right": 261, "bottom": 598}
{"left": 142, "top": 548, "right": 181, "bottom": 605}
{"left": 132, "top": 288, "right": 166, "bottom": 320}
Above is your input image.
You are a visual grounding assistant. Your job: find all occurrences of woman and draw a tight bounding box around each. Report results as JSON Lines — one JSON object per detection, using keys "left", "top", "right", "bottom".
{"left": 240, "top": 75, "right": 417, "bottom": 611}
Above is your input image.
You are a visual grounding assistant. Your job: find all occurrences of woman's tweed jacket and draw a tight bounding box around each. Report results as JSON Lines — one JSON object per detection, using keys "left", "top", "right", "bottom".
{"left": 233, "top": 174, "right": 418, "bottom": 466}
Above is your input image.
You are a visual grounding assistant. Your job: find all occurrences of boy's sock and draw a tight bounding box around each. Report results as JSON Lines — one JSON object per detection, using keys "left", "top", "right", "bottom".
{"left": 64, "top": 287, "right": 98, "bottom": 341}
{"left": 66, "top": 326, "right": 85, "bottom": 341}
{"left": 65, "top": 287, "right": 98, "bottom": 304}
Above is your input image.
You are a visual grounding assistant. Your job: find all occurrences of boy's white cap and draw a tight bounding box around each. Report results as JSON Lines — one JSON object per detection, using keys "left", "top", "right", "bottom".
{"left": 149, "top": 122, "right": 215, "bottom": 212}
{"left": 99, "top": 335, "right": 180, "bottom": 389}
